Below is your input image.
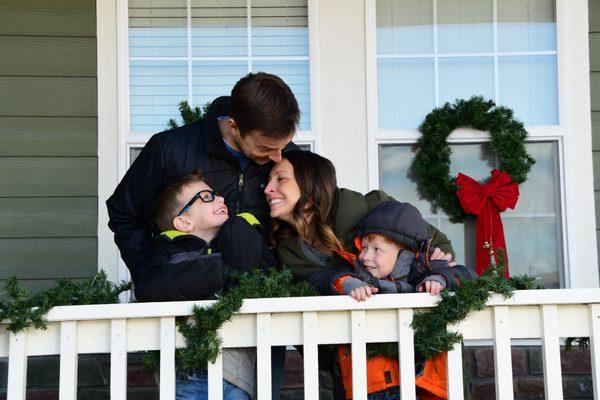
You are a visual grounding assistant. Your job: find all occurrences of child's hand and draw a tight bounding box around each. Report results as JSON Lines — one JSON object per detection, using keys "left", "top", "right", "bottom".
{"left": 418, "top": 280, "right": 443, "bottom": 295}
{"left": 350, "top": 285, "right": 379, "bottom": 302}
{"left": 430, "top": 247, "right": 456, "bottom": 267}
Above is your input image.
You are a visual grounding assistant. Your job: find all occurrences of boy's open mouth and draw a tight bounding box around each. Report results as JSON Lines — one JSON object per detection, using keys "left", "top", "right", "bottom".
{"left": 215, "top": 205, "right": 228, "bottom": 215}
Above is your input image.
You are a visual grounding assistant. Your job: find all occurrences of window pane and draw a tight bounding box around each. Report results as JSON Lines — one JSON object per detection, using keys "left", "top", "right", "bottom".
{"left": 437, "top": 0, "right": 493, "bottom": 53}
{"left": 439, "top": 57, "right": 494, "bottom": 105}
{"left": 192, "top": 61, "right": 248, "bottom": 110}
{"left": 377, "top": 58, "right": 435, "bottom": 129}
{"left": 129, "top": 0, "right": 188, "bottom": 57}
{"left": 253, "top": 60, "right": 311, "bottom": 130}
{"left": 130, "top": 147, "right": 143, "bottom": 165}
{"left": 377, "top": 0, "right": 433, "bottom": 55}
{"left": 498, "top": 0, "right": 556, "bottom": 52}
{"left": 505, "top": 142, "right": 557, "bottom": 214}
{"left": 130, "top": 61, "right": 188, "bottom": 132}
{"left": 498, "top": 55, "right": 558, "bottom": 125}
{"left": 251, "top": 0, "right": 309, "bottom": 57}
{"left": 191, "top": 0, "right": 248, "bottom": 57}
{"left": 379, "top": 142, "right": 561, "bottom": 287}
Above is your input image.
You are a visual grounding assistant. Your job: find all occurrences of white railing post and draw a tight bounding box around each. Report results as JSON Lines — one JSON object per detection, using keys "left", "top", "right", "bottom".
{"left": 302, "top": 311, "right": 319, "bottom": 400}
{"left": 208, "top": 352, "right": 223, "bottom": 400}
{"left": 111, "top": 319, "right": 127, "bottom": 400}
{"left": 256, "top": 313, "right": 272, "bottom": 400}
{"left": 59, "top": 321, "right": 78, "bottom": 400}
{"left": 398, "top": 309, "right": 416, "bottom": 400}
{"left": 7, "top": 331, "right": 27, "bottom": 400}
{"left": 160, "top": 317, "right": 176, "bottom": 400}
{"left": 589, "top": 303, "right": 600, "bottom": 400}
{"left": 446, "top": 323, "right": 464, "bottom": 400}
{"left": 351, "top": 310, "right": 367, "bottom": 399}
{"left": 493, "top": 305, "right": 514, "bottom": 400}
{"left": 541, "top": 305, "right": 563, "bottom": 400}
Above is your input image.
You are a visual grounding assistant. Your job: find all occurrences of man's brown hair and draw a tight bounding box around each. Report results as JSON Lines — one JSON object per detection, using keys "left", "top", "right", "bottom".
{"left": 154, "top": 171, "right": 205, "bottom": 232}
{"left": 230, "top": 72, "right": 300, "bottom": 138}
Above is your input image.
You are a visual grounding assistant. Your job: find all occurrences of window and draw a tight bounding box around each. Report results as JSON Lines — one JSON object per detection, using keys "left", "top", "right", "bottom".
{"left": 122, "top": 0, "right": 318, "bottom": 168}
{"left": 368, "top": 0, "right": 563, "bottom": 287}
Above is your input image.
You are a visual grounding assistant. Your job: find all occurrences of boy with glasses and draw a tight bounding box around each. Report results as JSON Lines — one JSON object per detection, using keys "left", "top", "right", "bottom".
{"left": 149, "top": 170, "right": 275, "bottom": 400}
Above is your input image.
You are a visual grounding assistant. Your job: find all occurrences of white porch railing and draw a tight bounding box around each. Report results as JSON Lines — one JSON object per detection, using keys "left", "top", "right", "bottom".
{"left": 2, "top": 289, "right": 600, "bottom": 400}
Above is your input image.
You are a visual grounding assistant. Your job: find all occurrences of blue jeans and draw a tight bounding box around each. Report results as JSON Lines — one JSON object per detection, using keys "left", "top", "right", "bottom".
{"left": 176, "top": 371, "right": 249, "bottom": 400}
{"left": 368, "top": 386, "right": 400, "bottom": 400}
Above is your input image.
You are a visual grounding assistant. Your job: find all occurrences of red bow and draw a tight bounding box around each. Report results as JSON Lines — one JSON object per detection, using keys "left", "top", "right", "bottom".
{"left": 455, "top": 169, "right": 519, "bottom": 277}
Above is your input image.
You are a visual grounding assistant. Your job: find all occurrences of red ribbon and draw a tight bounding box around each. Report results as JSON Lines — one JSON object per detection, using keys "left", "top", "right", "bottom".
{"left": 455, "top": 169, "right": 519, "bottom": 277}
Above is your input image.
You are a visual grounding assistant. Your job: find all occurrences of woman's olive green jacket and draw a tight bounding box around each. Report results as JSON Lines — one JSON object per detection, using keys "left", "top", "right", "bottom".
{"left": 275, "top": 188, "right": 455, "bottom": 283}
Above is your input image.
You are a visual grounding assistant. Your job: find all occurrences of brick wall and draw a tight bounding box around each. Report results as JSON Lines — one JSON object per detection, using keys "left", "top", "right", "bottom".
{"left": 465, "top": 346, "right": 593, "bottom": 400}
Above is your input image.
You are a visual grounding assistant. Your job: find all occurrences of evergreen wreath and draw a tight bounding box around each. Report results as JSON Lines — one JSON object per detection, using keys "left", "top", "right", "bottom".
{"left": 410, "top": 96, "right": 535, "bottom": 222}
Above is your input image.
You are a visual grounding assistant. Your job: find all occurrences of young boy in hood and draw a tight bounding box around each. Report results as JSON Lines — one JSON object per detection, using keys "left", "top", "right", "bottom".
{"left": 330, "top": 201, "right": 476, "bottom": 400}
{"left": 149, "top": 170, "right": 276, "bottom": 400}
{"left": 337, "top": 201, "right": 475, "bottom": 301}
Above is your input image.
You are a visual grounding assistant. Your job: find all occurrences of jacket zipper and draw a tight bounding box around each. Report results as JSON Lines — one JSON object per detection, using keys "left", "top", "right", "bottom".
{"left": 236, "top": 172, "right": 244, "bottom": 213}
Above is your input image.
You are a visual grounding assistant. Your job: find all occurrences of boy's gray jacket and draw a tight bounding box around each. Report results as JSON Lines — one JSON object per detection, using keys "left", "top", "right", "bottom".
{"left": 106, "top": 97, "right": 296, "bottom": 298}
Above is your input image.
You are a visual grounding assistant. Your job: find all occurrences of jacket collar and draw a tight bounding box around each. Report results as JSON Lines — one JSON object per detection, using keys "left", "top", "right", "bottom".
{"left": 203, "top": 96, "right": 238, "bottom": 162}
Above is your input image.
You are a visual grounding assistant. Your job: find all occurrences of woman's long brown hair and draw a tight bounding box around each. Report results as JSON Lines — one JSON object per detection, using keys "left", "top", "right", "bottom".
{"left": 270, "top": 150, "right": 345, "bottom": 252}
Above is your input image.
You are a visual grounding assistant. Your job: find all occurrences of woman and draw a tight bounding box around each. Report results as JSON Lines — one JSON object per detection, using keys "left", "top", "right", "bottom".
{"left": 264, "top": 150, "right": 454, "bottom": 400}
{"left": 264, "top": 150, "right": 454, "bottom": 285}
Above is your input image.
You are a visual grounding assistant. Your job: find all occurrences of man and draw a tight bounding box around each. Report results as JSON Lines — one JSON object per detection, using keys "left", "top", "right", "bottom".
{"left": 107, "top": 72, "right": 299, "bottom": 300}
{"left": 106, "top": 72, "right": 300, "bottom": 399}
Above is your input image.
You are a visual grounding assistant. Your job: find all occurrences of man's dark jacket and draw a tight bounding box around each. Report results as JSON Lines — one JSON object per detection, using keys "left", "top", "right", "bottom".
{"left": 106, "top": 96, "right": 297, "bottom": 300}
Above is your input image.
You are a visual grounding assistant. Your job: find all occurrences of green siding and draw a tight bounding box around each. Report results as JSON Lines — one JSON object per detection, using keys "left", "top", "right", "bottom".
{"left": 0, "top": 0, "right": 96, "bottom": 37}
{"left": 0, "top": 117, "right": 96, "bottom": 156}
{"left": 592, "top": 0, "right": 600, "bottom": 271}
{"left": 0, "top": 0, "right": 97, "bottom": 290}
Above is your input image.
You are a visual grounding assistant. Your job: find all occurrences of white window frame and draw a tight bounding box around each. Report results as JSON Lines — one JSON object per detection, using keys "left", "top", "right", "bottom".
{"left": 365, "top": 0, "right": 598, "bottom": 288}
{"left": 102, "top": 0, "right": 321, "bottom": 283}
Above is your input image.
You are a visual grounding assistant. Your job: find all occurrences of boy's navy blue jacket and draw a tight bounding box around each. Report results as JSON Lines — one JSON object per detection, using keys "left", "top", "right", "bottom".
{"left": 134, "top": 215, "right": 276, "bottom": 302}
{"left": 106, "top": 97, "right": 297, "bottom": 300}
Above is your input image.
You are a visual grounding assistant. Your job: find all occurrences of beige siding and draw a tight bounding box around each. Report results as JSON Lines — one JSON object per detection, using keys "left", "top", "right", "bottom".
{"left": 0, "top": 0, "right": 98, "bottom": 292}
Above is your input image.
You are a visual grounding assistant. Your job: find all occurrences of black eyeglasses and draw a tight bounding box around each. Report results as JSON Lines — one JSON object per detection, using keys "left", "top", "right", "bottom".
{"left": 177, "top": 190, "right": 219, "bottom": 216}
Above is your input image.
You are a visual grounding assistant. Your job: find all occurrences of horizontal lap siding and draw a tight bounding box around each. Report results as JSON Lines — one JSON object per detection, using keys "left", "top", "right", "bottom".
{"left": 0, "top": 0, "right": 98, "bottom": 292}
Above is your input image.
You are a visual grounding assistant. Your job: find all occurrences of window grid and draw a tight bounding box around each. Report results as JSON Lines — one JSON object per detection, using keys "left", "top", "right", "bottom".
{"left": 128, "top": 0, "right": 310, "bottom": 109}
{"left": 376, "top": 0, "right": 558, "bottom": 109}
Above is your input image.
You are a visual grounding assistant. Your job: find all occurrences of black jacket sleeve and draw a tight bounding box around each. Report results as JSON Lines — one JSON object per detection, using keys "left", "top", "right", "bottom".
{"left": 303, "top": 253, "right": 358, "bottom": 295}
{"left": 134, "top": 252, "right": 226, "bottom": 302}
{"left": 216, "top": 214, "right": 277, "bottom": 273}
{"left": 106, "top": 134, "right": 168, "bottom": 279}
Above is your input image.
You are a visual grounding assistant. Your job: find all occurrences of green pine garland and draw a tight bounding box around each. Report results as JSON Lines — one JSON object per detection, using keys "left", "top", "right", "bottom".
{"left": 175, "top": 269, "right": 316, "bottom": 370}
{"left": 2, "top": 265, "right": 582, "bottom": 372}
{"left": 0, "top": 271, "right": 131, "bottom": 332}
{"left": 410, "top": 96, "right": 536, "bottom": 222}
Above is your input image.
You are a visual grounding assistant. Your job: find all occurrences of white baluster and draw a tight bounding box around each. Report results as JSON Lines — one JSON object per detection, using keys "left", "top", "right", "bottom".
{"left": 111, "top": 319, "right": 127, "bottom": 400}
{"left": 493, "top": 306, "right": 513, "bottom": 400}
{"left": 7, "top": 331, "right": 27, "bottom": 400}
{"left": 256, "top": 313, "right": 272, "bottom": 400}
{"left": 447, "top": 341, "right": 464, "bottom": 400}
{"left": 160, "top": 317, "right": 176, "bottom": 400}
{"left": 208, "top": 352, "right": 223, "bottom": 400}
{"left": 303, "top": 311, "right": 319, "bottom": 400}
{"left": 59, "top": 321, "right": 78, "bottom": 400}
{"left": 541, "top": 305, "right": 562, "bottom": 400}
{"left": 398, "top": 309, "right": 416, "bottom": 400}
{"left": 351, "top": 310, "right": 367, "bottom": 399}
